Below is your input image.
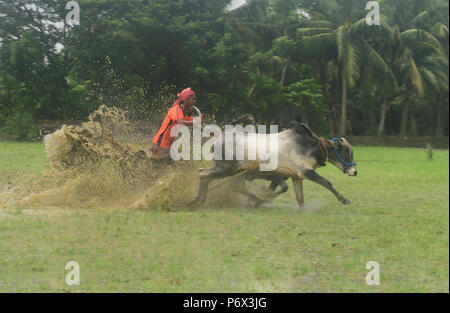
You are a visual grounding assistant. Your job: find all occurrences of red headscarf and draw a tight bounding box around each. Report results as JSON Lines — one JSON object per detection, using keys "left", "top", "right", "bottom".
{"left": 172, "top": 87, "right": 196, "bottom": 107}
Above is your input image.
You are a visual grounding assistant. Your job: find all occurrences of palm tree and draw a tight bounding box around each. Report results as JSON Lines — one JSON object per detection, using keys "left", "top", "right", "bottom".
{"left": 297, "top": 0, "right": 394, "bottom": 135}
{"left": 380, "top": 0, "right": 448, "bottom": 136}
{"left": 389, "top": 28, "right": 447, "bottom": 137}
{"left": 227, "top": 0, "right": 304, "bottom": 123}
{"left": 432, "top": 22, "right": 449, "bottom": 136}
{"left": 408, "top": 1, "right": 449, "bottom": 136}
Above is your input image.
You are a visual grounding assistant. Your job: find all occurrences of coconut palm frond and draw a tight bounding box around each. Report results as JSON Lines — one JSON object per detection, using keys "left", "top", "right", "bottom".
{"left": 409, "top": 56, "right": 426, "bottom": 97}
{"left": 300, "top": 20, "right": 334, "bottom": 28}
{"left": 424, "top": 55, "right": 449, "bottom": 91}
{"left": 401, "top": 29, "right": 443, "bottom": 52}
{"left": 431, "top": 23, "right": 449, "bottom": 41}
{"left": 344, "top": 42, "right": 360, "bottom": 88}
{"left": 335, "top": 25, "right": 360, "bottom": 87}
{"left": 297, "top": 32, "right": 336, "bottom": 59}
{"left": 421, "top": 68, "right": 440, "bottom": 92}
{"left": 427, "top": 55, "right": 449, "bottom": 74}
{"left": 409, "top": 4, "right": 449, "bottom": 28}
{"left": 297, "top": 28, "right": 331, "bottom": 37}
{"left": 361, "top": 41, "right": 397, "bottom": 91}
{"left": 349, "top": 17, "right": 393, "bottom": 41}
{"left": 414, "top": 41, "right": 447, "bottom": 58}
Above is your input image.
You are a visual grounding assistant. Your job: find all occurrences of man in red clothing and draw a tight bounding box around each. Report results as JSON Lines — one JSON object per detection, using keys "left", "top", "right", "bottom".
{"left": 151, "top": 87, "right": 202, "bottom": 160}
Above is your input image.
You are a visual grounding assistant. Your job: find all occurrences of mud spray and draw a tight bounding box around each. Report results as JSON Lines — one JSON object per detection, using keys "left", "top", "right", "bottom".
{"left": 0, "top": 106, "right": 269, "bottom": 211}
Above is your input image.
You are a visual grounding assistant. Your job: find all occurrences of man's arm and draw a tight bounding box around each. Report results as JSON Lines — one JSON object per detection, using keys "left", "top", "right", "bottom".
{"left": 176, "top": 118, "right": 194, "bottom": 126}
{"left": 176, "top": 114, "right": 204, "bottom": 126}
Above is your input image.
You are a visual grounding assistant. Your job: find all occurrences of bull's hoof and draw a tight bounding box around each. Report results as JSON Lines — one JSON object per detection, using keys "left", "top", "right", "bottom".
{"left": 341, "top": 198, "right": 351, "bottom": 205}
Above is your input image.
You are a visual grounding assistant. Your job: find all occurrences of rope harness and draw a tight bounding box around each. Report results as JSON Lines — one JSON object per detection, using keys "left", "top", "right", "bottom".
{"left": 295, "top": 124, "right": 357, "bottom": 171}
{"left": 308, "top": 130, "right": 357, "bottom": 171}
{"left": 331, "top": 138, "right": 357, "bottom": 172}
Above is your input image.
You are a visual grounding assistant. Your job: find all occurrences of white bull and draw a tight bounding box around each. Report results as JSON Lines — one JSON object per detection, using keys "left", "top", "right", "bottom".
{"left": 191, "top": 121, "right": 357, "bottom": 208}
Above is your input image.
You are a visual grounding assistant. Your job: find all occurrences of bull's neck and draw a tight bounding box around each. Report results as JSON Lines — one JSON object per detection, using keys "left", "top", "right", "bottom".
{"left": 323, "top": 137, "right": 341, "bottom": 167}
{"left": 315, "top": 137, "right": 330, "bottom": 166}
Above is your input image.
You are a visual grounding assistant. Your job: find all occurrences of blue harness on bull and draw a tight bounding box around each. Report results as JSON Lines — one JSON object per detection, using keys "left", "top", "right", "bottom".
{"left": 331, "top": 138, "right": 357, "bottom": 172}
{"left": 299, "top": 123, "right": 357, "bottom": 171}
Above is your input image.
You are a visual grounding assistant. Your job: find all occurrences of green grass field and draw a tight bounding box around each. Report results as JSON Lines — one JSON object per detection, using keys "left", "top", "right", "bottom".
{"left": 0, "top": 142, "right": 448, "bottom": 292}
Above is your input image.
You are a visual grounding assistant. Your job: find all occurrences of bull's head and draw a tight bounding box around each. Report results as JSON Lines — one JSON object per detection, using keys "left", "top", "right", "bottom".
{"left": 328, "top": 138, "right": 357, "bottom": 176}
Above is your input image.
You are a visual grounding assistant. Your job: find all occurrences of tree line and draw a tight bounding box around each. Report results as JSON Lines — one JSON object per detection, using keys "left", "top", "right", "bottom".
{"left": 0, "top": 0, "right": 448, "bottom": 140}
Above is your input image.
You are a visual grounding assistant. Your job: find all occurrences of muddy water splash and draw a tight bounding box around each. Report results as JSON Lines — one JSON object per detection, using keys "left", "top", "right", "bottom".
{"left": 0, "top": 106, "right": 262, "bottom": 210}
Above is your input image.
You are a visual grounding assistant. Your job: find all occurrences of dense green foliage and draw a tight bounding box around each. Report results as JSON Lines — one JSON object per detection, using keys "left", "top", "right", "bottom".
{"left": 0, "top": 0, "right": 448, "bottom": 139}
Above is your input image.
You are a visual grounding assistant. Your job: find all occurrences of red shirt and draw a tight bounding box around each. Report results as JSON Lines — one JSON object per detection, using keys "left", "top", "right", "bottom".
{"left": 152, "top": 105, "right": 193, "bottom": 149}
